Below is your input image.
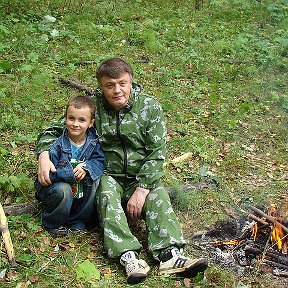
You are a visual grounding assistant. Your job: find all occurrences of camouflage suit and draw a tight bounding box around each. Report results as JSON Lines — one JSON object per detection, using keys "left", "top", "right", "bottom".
{"left": 35, "top": 83, "right": 186, "bottom": 259}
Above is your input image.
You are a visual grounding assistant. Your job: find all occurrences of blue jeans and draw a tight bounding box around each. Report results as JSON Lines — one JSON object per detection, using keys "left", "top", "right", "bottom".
{"left": 36, "top": 181, "right": 98, "bottom": 229}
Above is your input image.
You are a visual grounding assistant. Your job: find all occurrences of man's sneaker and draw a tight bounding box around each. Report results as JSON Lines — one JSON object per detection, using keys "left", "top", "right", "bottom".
{"left": 120, "top": 251, "right": 150, "bottom": 284}
{"left": 46, "top": 226, "right": 68, "bottom": 237}
{"left": 159, "top": 247, "right": 208, "bottom": 278}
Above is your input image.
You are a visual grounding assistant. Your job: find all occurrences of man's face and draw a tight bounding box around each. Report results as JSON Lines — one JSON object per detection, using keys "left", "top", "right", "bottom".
{"left": 99, "top": 72, "right": 132, "bottom": 110}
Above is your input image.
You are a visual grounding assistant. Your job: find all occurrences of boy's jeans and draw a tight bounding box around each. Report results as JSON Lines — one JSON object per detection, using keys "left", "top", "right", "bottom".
{"left": 36, "top": 181, "right": 98, "bottom": 229}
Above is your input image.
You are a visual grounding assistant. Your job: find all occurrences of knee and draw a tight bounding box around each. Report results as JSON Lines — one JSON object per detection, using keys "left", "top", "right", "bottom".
{"left": 48, "top": 182, "right": 72, "bottom": 202}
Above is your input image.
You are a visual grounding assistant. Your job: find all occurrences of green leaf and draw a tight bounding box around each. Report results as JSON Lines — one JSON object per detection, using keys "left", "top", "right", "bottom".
{"left": 76, "top": 259, "right": 100, "bottom": 286}
{"left": 0, "top": 61, "right": 12, "bottom": 72}
{"left": 18, "top": 253, "right": 35, "bottom": 265}
{"left": 28, "top": 52, "right": 39, "bottom": 63}
{"left": 18, "top": 64, "right": 33, "bottom": 72}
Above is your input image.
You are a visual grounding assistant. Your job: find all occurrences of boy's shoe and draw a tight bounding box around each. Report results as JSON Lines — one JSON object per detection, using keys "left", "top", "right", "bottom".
{"left": 159, "top": 247, "right": 208, "bottom": 278}
{"left": 120, "top": 251, "right": 150, "bottom": 284}
{"left": 46, "top": 226, "right": 68, "bottom": 237}
{"left": 69, "top": 223, "right": 88, "bottom": 233}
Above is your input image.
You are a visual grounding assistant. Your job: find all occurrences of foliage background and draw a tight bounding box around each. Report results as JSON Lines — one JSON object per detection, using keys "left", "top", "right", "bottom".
{"left": 0, "top": 0, "right": 287, "bottom": 287}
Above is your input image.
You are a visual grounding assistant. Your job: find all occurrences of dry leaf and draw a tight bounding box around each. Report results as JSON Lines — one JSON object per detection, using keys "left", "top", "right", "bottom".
{"left": 175, "top": 280, "right": 182, "bottom": 288}
{"left": 101, "top": 267, "right": 112, "bottom": 278}
{"left": 29, "top": 275, "right": 39, "bottom": 283}
{"left": 184, "top": 278, "right": 191, "bottom": 287}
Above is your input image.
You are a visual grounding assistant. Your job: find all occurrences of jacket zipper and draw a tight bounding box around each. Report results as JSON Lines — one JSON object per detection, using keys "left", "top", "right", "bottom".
{"left": 116, "top": 111, "right": 128, "bottom": 174}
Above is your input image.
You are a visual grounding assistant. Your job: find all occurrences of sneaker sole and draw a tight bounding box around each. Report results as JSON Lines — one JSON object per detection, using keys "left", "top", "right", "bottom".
{"left": 159, "top": 258, "right": 208, "bottom": 277}
{"left": 127, "top": 272, "right": 148, "bottom": 284}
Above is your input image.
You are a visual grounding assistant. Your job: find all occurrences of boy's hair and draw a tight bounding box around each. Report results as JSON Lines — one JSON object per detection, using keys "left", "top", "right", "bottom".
{"left": 96, "top": 58, "right": 133, "bottom": 82}
{"left": 65, "top": 95, "right": 95, "bottom": 119}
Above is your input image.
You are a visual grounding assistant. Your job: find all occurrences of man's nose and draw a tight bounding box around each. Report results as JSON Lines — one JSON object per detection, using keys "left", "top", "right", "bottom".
{"left": 114, "top": 83, "right": 121, "bottom": 93}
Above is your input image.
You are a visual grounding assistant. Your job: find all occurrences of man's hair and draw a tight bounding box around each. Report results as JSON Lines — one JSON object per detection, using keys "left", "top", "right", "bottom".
{"left": 65, "top": 95, "right": 95, "bottom": 119}
{"left": 96, "top": 58, "right": 133, "bottom": 82}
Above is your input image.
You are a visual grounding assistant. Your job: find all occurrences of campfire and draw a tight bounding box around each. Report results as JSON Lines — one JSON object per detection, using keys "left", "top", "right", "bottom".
{"left": 193, "top": 205, "right": 288, "bottom": 277}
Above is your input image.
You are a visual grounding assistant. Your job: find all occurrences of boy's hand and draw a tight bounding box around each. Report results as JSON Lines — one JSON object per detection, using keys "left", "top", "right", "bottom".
{"left": 73, "top": 162, "right": 87, "bottom": 182}
{"left": 38, "top": 151, "right": 56, "bottom": 186}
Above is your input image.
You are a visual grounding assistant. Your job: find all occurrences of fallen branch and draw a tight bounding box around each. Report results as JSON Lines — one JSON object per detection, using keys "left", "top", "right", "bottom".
{"left": 59, "top": 77, "right": 94, "bottom": 96}
{"left": 0, "top": 203, "right": 17, "bottom": 267}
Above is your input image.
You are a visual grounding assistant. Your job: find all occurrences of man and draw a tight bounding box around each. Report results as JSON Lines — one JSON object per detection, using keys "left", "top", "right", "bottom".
{"left": 36, "top": 58, "right": 208, "bottom": 284}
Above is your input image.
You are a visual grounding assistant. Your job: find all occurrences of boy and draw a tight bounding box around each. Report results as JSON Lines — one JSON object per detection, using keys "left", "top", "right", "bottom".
{"left": 35, "top": 95, "right": 104, "bottom": 237}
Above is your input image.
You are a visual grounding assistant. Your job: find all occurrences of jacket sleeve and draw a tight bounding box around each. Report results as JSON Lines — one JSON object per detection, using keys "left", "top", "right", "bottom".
{"left": 49, "top": 146, "right": 76, "bottom": 184}
{"left": 34, "top": 116, "right": 66, "bottom": 157}
{"left": 136, "top": 101, "right": 167, "bottom": 190}
{"left": 83, "top": 142, "right": 105, "bottom": 181}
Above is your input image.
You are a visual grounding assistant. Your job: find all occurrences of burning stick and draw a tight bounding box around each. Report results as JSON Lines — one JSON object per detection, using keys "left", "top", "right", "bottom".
{"left": 250, "top": 206, "right": 288, "bottom": 234}
{"left": 248, "top": 214, "right": 269, "bottom": 226}
{"left": 0, "top": 202, "right": 17, "bottom": 267}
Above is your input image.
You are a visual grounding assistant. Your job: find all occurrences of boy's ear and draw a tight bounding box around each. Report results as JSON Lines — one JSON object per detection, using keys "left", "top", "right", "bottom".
{"left": 89, "top": 119, "right": 95, "bottom": 128}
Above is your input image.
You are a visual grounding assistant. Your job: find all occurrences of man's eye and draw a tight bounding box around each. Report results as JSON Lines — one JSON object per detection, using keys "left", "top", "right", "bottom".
{"left": 120, "top": 82, "right": 127, "bottom": 86}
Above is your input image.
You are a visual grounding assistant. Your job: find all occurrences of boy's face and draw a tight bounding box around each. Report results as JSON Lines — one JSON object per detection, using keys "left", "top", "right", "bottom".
{"left": 99, "top": 72, "right": 132, "bottom": 110}
{"left": 66, "top": 105, "right": 94, "bottom": 143}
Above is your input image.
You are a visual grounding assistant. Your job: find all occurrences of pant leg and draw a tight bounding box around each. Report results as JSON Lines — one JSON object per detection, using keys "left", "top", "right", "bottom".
{"left": 143, "top": 185, "right": 186, "bottom": 260}
{"left": 36, "top": 182, "right": 73, "bottom": 229}
{"left": 68, "top": 179, "right": 98, "bottom": 227}
{"left": 95, "top": 175, "right": 142, "bottom": 258}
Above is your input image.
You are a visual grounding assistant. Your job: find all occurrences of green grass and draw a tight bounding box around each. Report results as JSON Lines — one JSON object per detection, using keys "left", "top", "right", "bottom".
{"left": 0, "top": 0, "right": 287, "bottom": 287}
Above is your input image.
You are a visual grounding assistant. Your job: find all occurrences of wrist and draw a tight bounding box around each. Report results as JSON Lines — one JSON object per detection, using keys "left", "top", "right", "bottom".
{"left": 137, "top": 186, "right": 150, "bottom": 195}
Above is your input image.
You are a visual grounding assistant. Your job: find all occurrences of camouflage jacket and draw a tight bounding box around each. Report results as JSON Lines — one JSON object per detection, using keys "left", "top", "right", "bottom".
{"left": 35, "top": 83, "right": 167, "bottom": 190}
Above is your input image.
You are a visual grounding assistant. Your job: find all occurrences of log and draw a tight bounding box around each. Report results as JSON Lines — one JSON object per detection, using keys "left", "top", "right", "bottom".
{"left": 0, "top": 203, "right": 17, "bottom": 267}
{"left": 3, "top": 201, "right": 41, "bottom": 216}
{"left": 250, "top": 206, "right": 288, "bottom": 234}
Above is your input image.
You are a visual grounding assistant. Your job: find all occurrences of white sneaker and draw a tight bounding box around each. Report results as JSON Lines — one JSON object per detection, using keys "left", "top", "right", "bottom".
{"left": 159, "top": 248, "right": 208, "bottom": 277}
{"left": 120, "top": 251, "right": 150, "bottom": 284}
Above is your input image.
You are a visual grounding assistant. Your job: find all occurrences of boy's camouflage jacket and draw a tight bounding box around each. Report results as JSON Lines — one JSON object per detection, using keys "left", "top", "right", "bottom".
{"left": 35, "top": 83, "right": 167, "bottom": 190}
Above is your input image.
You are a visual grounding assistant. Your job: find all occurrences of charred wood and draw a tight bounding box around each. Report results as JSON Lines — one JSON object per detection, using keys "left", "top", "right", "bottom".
{"left": 245, "top": 245, "right": 288, "bottom": 266}
{"left": 263, "top": 259, "right": 288, "bottom": 271}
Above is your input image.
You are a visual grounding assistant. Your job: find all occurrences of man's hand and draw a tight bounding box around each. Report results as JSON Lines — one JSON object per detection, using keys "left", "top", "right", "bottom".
{"left": 37, "top": 151, "right": 56, "bottom": 186}
{"left": 73, "top": 162, "right": 87, "bottom": 182}
{"left": 127, "top": 187, "right": 149, "bottom": 219}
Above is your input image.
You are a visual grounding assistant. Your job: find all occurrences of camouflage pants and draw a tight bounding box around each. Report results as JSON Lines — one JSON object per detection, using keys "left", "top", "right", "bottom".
{"left": 95, "top": 175, "right": 186, "bottom": 260}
